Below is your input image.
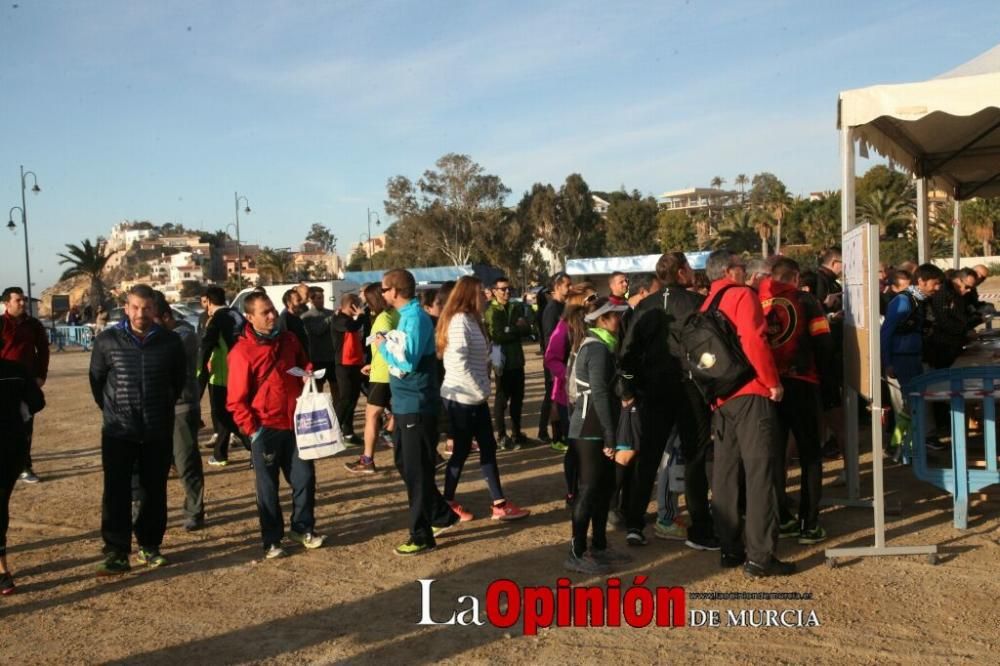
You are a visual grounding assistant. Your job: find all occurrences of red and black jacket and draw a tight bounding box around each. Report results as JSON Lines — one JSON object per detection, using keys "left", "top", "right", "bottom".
{"left": 759, "top": 278, "right": 833, "bottom": 387}
{"left": 226, "top": 325, "right": 309, "bottom": 435}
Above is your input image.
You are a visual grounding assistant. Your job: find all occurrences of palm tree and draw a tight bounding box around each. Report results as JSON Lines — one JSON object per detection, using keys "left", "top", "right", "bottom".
{"left": 710, "top": 175, "right": 725, "bottom": 190}
{"left": 858, "top": 188, "right": 913, "bottom": 237}
{"left": 714, "top": 210, "right": 761, "bottom": 255}
{"left": 57, "top": 239, "right": 116, "bottom": 310}
{"left": 255, "top": 247, "right": 293, "bottom": 285}
{"left": 767, "top": 184, "right": 793, "bottom": 254}
{"left": 734, "top": 174, "right": 749, "bottom": 206}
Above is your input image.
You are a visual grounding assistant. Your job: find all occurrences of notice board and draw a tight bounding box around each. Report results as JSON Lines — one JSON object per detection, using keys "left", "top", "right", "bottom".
{"left": 842, "top": 223, "right": 877, "bottom": 400}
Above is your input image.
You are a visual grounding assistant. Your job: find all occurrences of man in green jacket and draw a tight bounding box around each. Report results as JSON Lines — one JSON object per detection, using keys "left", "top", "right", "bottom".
{"left": 484, "top": 276, "right": 532, "bottom": 450}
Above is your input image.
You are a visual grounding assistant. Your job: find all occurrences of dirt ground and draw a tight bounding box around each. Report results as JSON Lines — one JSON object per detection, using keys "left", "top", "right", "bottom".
{"left": 2, "top": 349, "right": 998, "bottom": 665}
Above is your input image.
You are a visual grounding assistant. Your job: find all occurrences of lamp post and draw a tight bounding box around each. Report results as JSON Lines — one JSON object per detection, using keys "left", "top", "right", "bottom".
{"left": 7, "top": 166, "right": 40, "bottom": 312}
{"left": 234, "top": 192, "right": 251, "bottom": 285}
{"left": 366, "top": 208, "right": 381, "bottom": 270}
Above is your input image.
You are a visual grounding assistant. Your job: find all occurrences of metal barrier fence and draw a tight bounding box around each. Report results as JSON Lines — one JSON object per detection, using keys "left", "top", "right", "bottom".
{"left": 49, "top": 325, "right": 94, "bottom": 351}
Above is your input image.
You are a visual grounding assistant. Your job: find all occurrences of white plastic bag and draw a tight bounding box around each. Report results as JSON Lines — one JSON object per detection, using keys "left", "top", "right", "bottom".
{"left": 294, "top": 377, "right": 345, "bottom": 460}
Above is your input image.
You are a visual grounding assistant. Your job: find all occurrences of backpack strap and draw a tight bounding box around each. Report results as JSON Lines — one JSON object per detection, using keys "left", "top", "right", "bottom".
{"left": 707, "top": 284, "right": 744, "bottom": 312}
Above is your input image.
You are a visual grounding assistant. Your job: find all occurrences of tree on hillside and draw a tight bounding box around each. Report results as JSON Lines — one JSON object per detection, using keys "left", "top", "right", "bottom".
{"left": 858, "top": 188, "right": 913, "bottom": 237}
{"left": 305, "top": 223, "right": 338, "bottom": 253}
{"left": 346, "top": 246, "right": 369, "bottom": 272}
{"left": 963, "top": 197, "right": 1000, "bottom": 256}
{"left": 734, "top": 174, "right": 750, "bottom": 205}
{"left": 856, "top": 164, "right": 910, "bottom": 203}
{"left": 605, "top": 190, "right": 659, "bottom": 256}
{"left": 538, "top": 174, "right": 606, "bottom": 268}
{"left": 657, "top": 209, "right": 697, "bottom": 252}
{"left": 749, "top": 173, "right": 792, "bottom": 254}
{"left": 256, "top": 248, "right": 294, "bottom": 285}
{"left": 714, "top": 210, "right": 761, "bottom": 255}
{"left": 477, "top": 206, "right": 537, "bottom": 282}
{"left": 57, "top": 239, "right": 116, "bottom": 310}
{"left": 384, "top": 153, "right": 510, "bottom": 266}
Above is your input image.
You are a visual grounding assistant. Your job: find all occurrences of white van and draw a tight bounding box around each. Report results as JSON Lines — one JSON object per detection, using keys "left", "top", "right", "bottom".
{"left": 231, "top": 280, "right": 362, "bottom": 314}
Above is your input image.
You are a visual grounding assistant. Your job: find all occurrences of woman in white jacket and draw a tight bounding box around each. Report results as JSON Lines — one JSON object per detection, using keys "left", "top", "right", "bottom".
{"left": 437, "top": 276, "right": 530, "bottom": 522}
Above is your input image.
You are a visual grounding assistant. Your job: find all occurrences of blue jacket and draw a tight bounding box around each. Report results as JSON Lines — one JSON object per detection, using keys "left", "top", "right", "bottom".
{"left": 385, "top": 299, "right": 439, "bottom": 415}
{"left": 881, "top": 289, "right": 924, "bottom": 372}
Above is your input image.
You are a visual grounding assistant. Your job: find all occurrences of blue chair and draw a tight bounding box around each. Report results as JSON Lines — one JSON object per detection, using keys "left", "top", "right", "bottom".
{"left": 908, "top": 367, "right": 1000, "bottom": 529}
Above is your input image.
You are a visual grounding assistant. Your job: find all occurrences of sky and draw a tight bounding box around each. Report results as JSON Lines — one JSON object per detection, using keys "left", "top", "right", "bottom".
{"left": 2, "top": 0, "right": 999, "bottom": 294}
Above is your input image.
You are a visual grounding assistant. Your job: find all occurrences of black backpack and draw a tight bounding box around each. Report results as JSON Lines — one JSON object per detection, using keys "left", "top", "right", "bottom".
{"left": 679, "top": 285, "right": 756, "bottom": 403}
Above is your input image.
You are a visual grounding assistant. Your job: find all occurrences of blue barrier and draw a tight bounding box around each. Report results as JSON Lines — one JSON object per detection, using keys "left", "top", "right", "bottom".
{"left": 908, "top": 367, "right": 1000, "bottom": 529}
{"left": 49, "top": 325, "right": 94, "bottom": 351}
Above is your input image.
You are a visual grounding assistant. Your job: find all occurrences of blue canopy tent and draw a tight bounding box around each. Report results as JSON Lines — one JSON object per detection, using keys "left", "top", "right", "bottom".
{"left": 344, "top": 265, "right": 476, "bottom": 285}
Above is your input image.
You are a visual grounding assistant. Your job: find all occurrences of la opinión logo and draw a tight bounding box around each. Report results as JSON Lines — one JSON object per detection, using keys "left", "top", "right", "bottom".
{"left": 417, "top": 577, "right": 686, "bottom": 636}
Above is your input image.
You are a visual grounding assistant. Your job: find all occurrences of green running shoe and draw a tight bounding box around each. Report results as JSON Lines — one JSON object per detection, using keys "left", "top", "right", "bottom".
{"left": 136, "top": 548, "right": 168, "bottom": 568}
{"left": 798, "top": 526, "right": 828, "bottom": 545}
{"left": 550, "top": 440, "right": 569, "bottom": 453}
{"left": 96, "top": 552, "right": 131, "bottom": 577}
{"left": 394, "top": 541, "right": 435, "bottom": 556}
{"left": 778, "top": 519, "right": 800, "bottom": 539}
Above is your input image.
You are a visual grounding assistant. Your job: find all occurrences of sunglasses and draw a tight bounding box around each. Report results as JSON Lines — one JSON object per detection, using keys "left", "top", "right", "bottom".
{"left": 495, "top": 287, "right": 511, "bottom": 293}
{"left": 380, "top": 286, "right": 392, "bottom": 293}
{"left": 584, "top": 293, "right": 598, "bottom": 303}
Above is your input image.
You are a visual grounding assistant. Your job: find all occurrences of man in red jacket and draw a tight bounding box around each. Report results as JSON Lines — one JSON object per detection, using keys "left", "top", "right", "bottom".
{"left": 701, "top": 250, "right": 794, "bottom": 578}
{"left": 227, "top": 292, "right": 326, "bottom": 559}
{"left": 1, "top": 287, "right": 50, "bottom": 483}
{"left": 759, "top": 258, "right": 833, "bottom": 546}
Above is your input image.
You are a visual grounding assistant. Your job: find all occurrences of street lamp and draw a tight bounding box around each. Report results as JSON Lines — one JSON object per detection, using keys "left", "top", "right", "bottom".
{"left": 366, "top": 208, "right": 381, "bottom": 270}
{"left": 234, "top": 192, "right": 251, "bottom": 284}
{"left": 7, "top": 166, "right": 40, "bottom": 313}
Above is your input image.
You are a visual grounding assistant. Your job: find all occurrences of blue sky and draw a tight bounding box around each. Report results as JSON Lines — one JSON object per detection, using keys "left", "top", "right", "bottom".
{"left": 2, "top": 0, "right": 999, "bottom": 293}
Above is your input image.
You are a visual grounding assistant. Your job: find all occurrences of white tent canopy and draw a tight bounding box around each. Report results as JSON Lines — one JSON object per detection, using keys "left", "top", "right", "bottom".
{"left": 839, "top": 43, "right": 1000, "bottom": 200}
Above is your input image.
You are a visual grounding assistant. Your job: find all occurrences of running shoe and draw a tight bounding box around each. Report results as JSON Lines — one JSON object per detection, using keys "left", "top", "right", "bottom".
{"left": 344, "top": 458, "right": 376, "bottom": 475}
{"left": 343, "top": 434, "right": 362, "bottom": 447}
{"left": 684, "top": 535, "right": 721, "bottom": 551}
{"left": 550, "top": 440, "right": 569, "bottom": 453}
{"left": 207, "top": 456, "right": 229, "bottom": 467}
{"left": 654, "top": 519, "right": 687, "bottom": 541}
{"left": 798, "top": 526, "right": 828, "bottom": 545}
{"left": 18, "top": 469, "right": 40, "bottom": 484}
{"left": 443, "top": 441, "right": 454, "bottom": 457}
{"left": 490, "top": 501, "right": 530, "bottom": 521}
{"left": 720, "top": 551, "right": 747, "bottom": 568}
{"left": 0, "top": 572, "right": 16, "bottom": 596}
{"left": 184, "top": 516, "right": 205, "bottom": 532}
{"left": 625, "top": 529, "right": 648, "bottom": 547}
{"left": 512, "top": 432, "right": 528, "bottom": 449}
{"left": 96, "top": 552, "right": 131, "bottom": 577}
{"left": 380, "top": 430, "right": 395, "bottom": 448}
{"left": 136, "top": 548, "right": 168, "bottom": 568}
{"left": 447, "top": 501, "right": 475, "bottom": 522}
{"left": 563, "top": 550, "right": 611, "bottom": 575}
{"left": 395, "top": 541, "right": 435, "bottom": 556}
{"left": 608, "top": 509, "right": 625, "bottom": 529}
{"left": 265, "top": 544, "right": 288, "bottom": 560}
{"left": 537, "top": 432, "right": 551, "bottom": 444}
{"left": 743, "top": 558, "right": 796, "bottom": 579}
{"left": 778, "top": 518, "right": 800, "bottom": 539}
{"left": 591, "top": 547, "right": 633, "bottom": 565}
{"left": 498, "top": 435, "right": 514, "bottom": 451}
{"left": 432, "top": 523, "right": 456, "bottom": 537}
{"left": 925, "top": 439, "right": 947, "bottom": 452}
{"left": 288, "top": 531, "right": 327, "bottom": 549}
{"left": 470, "top": 441, "right": 480, "bottom": 453}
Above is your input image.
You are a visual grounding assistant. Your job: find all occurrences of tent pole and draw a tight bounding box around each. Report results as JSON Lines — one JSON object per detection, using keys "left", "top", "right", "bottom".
{"left": 842, "top": 128, "right": 861, "bottom": 502}
{"left": 916, "top": 178, "right": 930, "bottom": 263}
{"left": 953, "top": 200, "right": 962, "bottom": 270}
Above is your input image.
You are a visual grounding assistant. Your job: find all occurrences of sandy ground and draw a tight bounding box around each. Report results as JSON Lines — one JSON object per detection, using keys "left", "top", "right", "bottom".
{"left": 2, "top": 349, "right": 999, "bottom": 665}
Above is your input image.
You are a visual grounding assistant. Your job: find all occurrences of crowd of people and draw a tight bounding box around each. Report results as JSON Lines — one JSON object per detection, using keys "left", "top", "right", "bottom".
{"left": 0, "top": 249, "right": 993, "bottom": 592}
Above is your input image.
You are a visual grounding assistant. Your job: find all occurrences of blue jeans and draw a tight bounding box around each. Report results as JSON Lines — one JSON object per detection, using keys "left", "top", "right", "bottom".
{"left": 443, "top": 400, "right": 504, "bottom": 502}
{"left": 251, "top": 428, "right": 316, "bottom": 548}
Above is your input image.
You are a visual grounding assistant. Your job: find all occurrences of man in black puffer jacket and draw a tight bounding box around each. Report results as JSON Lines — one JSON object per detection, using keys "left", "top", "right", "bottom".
{"left": 618, "top": 252, "right": 716, "bottom": 550}
{"left": 89, "top": 284, "right": 185, "bottom": 576}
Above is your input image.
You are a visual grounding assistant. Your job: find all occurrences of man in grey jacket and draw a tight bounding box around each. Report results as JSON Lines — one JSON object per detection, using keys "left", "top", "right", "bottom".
{"left": 301, "top": 286, "right": 338, "bottom": 397}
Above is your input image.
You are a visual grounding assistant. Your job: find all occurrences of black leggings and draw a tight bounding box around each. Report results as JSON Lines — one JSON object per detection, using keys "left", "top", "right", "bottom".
{"left": 570, "top": 439, "right": 615, "bottom": 557}
{"left": 493, "top": 367, "right": 525, "bottom": 436}
{"left": 335, "top": 364, "right": 364, "bottom": 438}
{"left": 0, "top": 442, "right": 26, "bottom": 556}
